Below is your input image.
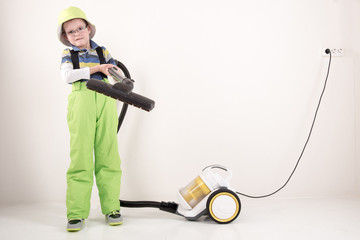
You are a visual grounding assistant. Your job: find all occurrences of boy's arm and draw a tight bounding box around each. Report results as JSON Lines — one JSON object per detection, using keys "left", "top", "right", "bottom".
{"left": 61, "top": 62, "right": 90, "bottom": 83}
{"left": 61, "top": 62, "right": 114, "bottom": 83}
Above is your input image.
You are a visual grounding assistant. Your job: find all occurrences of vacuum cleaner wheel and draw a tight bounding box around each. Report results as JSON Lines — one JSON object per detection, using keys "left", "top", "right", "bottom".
{"left": 206, "top": 188, "right": 241, "bottom": 224}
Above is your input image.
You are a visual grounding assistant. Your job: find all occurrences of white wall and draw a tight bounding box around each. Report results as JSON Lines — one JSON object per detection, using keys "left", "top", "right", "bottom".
{"left": 0, "top": 0, "right": 359, "bottom": 205}
{"left": 353, "top": 1, "right": 360, "bottom": 195}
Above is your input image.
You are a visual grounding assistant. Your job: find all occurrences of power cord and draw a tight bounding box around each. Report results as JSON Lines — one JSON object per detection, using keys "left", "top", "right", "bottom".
{"left": 236, "top": 49, "right": 332, "bottom": 198}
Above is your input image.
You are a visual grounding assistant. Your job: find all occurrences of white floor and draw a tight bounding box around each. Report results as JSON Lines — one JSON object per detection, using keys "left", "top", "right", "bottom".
{"left": 1, "top": 197, "right": 359, "bottom": 240}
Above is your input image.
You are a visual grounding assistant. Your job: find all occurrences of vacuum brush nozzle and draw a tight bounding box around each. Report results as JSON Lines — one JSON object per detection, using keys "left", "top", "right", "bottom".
{"left": 86, "top": 79, "right": 155, "bottom": 112}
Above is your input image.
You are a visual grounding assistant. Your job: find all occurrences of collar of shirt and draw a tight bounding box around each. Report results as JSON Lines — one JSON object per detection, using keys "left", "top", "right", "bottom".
{"left": 71, "top": 40, "right": 99, "bottom": 52}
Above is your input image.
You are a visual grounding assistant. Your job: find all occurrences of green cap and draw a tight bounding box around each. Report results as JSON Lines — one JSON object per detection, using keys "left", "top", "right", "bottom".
{"left": 57, "top": 6, "right": 96, "bottom": 46}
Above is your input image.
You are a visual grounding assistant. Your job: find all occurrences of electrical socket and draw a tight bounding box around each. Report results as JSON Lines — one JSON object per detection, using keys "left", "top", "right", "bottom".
{"left": 322, "top": 48, "right": 344, "bottom": 57}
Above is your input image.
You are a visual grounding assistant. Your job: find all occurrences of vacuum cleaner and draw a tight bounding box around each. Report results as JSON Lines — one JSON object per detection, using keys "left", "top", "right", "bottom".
{"left": 86, "top": 60, "right": 241, "bottom": 224}
{"left": 121, "top": 165, "right": 241, "bottom": 224}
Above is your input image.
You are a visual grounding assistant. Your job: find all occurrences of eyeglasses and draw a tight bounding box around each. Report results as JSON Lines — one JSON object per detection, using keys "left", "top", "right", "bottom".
{"left": 65, "top": 25, "right": 88, "bottom": 36}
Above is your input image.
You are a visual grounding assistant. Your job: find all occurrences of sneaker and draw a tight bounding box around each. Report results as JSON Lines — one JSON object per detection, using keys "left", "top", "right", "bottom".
{"left": 105, "top": 210, "right": 123, "bottom": 226}
{"left": 66, "top": 219, "right": 85, "bottom": 232}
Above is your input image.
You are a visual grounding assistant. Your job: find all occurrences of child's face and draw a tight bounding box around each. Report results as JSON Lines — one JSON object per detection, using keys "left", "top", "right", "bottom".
{"left": 63, "top": 18, "right": 91, "bottom": 49}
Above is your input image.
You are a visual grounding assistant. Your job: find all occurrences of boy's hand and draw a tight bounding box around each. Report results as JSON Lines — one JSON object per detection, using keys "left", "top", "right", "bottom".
{"left": 90, "top": 64, "right": 115, "bottom": 76}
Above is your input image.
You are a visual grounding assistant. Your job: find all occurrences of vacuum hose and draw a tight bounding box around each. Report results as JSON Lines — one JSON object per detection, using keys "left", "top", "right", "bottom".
{"left": 120, "top": 200, "right": 179, "bottom": 214}
{"left": 114, "top": 60, "right": 131, "bottom": 132}
{"left": 110, "top": 61, "right": 177, "bottom": 215}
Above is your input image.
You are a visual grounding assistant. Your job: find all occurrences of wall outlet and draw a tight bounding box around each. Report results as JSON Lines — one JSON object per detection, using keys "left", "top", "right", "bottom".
{"left": 322, "top": 48, "right": 344, "bottom": 57}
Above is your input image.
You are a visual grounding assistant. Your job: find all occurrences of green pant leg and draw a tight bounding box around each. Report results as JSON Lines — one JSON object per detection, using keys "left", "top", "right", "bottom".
{"left": 66, "top": 84, "right": 96, "bottom": 219}
{"left": 94, "top": 91, "right": 122, "bottom": 215}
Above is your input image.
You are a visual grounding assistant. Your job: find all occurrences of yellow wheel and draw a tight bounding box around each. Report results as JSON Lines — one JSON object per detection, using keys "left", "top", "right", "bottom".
{"left": 206, "top": 189, "right": 241, "bottom": 224}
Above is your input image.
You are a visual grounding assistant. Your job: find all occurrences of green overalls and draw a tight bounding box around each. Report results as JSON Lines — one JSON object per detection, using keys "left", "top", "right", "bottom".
{"left": 66, "top": 79, "right": 121, "bottom": 219}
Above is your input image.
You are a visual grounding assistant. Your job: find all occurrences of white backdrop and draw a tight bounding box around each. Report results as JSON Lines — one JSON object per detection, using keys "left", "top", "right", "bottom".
{"left": 0, "top": 0, "right": 359, "bottom": 206}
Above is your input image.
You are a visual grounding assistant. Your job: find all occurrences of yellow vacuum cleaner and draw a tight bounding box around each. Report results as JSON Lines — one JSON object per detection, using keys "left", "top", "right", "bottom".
{"left": 120, "top": 165, "right": 241, "bottom": 224}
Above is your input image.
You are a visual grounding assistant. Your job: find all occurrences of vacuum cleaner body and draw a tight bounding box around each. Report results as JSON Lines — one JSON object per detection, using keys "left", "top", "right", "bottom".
{"left": 176, "top": 165, "right": 241, "bottom": 224}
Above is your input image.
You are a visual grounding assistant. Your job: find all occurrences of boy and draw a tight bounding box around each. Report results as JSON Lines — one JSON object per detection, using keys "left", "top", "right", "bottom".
{"left": 57, "top": 6, "right": 122, "bottom": 232}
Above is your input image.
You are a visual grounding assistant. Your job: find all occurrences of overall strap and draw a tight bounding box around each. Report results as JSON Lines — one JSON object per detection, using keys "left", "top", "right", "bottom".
{"left": 95, "top": 46, "right": 107, "bottom": 79}
{"left": 69, "top": 47, "right": 107, "bottom": 79}
{"left": 95, "top": 46, "right": 106, "bottom": 64}
{"left": 69, "top": 50, "right": 80, "bottom": 69}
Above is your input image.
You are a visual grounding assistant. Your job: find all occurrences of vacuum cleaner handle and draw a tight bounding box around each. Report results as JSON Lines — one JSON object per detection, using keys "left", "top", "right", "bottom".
{"left": 202, "top": 164, "right": 233, "bottom": 182}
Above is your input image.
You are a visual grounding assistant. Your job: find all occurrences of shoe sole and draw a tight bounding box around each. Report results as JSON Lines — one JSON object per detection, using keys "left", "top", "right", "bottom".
{"left": 109, "top": 222, "right": 123, "bottom": 226}
{"left": 67, "top": 228, "right": 81, "bottom": 232}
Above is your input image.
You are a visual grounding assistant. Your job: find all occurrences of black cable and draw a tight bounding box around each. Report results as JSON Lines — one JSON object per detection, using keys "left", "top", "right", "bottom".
{"left": 236, "top": 49, "right": 332, "bottom": 199}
